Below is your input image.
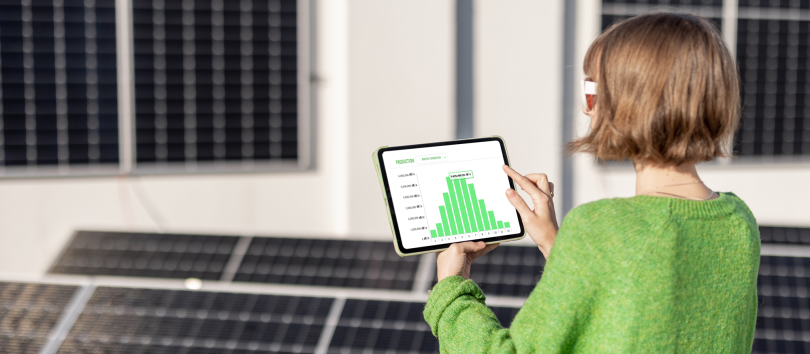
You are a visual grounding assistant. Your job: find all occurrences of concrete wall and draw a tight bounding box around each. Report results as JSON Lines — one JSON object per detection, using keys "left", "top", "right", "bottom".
{"left": 345, "top": 0, "right": 456, "bottom": 237}
{"left": 475, "top": 0, "right": 565, "bottom": 231}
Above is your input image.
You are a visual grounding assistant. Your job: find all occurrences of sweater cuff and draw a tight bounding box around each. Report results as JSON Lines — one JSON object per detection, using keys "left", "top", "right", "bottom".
{"left": 423, "top": 275, "right": 487, "bottom": 337}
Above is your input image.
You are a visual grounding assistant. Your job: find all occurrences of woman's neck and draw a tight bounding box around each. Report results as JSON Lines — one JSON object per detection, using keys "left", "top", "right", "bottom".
{"left": 634, "top": 161, "right": 716, "bottom": 200}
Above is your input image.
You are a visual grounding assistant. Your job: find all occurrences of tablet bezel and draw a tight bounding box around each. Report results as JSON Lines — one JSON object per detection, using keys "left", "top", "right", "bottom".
{"left": 375, "top": 136, "right": 526, "bottom": 256}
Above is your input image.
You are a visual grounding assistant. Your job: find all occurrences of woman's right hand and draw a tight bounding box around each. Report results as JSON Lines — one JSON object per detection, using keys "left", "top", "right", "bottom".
{"left": 502, "top": 165, "right": 559, "bottom": 259}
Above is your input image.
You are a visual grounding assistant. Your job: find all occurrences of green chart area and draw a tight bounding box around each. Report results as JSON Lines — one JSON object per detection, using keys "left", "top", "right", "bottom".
{"left": 429, "top": 171, "right": 511, "bottom": 238}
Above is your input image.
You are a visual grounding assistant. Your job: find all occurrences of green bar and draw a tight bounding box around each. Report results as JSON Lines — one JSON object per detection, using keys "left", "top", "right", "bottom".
{"left": 446, "top": 178, "right": 465, "bottom": 234}
{"left": 430, "top": 229, "right": 437, "bottom": 238}
{"left": 453, "top": 179, "right": 471, "bottom": 233}
{"left": 437, "top": 223, "right": 444, "bottom": 237}
{"left": 488, "top": 211, "right": 498, "bottom": 229}
{"left": 497, "top": 221, "right": 504, "bottom": 229}
{"left": 467, "top": 184, "right": 485, "bottom": 231}
{"left": 479, "top": 200, "right": 491, "bottom": 230}
{"left": 439, "top": 205, "right": 452, "bottom": 236}
{"left": 504, "top": 222, "right": 511, "bottom": 228}
{"left": 460, "top": 179, "right": 478, "bottom": 232}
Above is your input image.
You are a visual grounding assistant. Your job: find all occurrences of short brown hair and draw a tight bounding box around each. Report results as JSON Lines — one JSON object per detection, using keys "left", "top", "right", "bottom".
{"left": 568, "top": 13, "right": 740, "bottom": 165}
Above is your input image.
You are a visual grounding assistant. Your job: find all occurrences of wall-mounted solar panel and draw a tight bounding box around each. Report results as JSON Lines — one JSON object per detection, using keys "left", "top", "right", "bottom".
{"left": 131, "top": 0, "right": 308, "bottom": 172}
{"left": 760, "top": 226, "right": 810, "bottom": 245}
{"left": 0, "top": 0, "right": 119, "bottom": 176}
{"left": 752, "top": 255, "right": 810, "bottom": 354}
{"left": 735, "top": 14, "right": 810, "bottom": 157}
{"left": 57, "top": 287, "right": 332, "bottom": 354}
{"left": 0, "top": 282, "right": 79, "bottom": 353}
{"left": 601, "top": 0, "right": 723, "bottom": 32}
{"left": 433, "top": 245, "right": 545, "bottom": 297}
{"left": 235, "top": 238, "right": 421, "bottom": 291}
{"left": 49, "top": 230, "right": 240, "bottom": 280}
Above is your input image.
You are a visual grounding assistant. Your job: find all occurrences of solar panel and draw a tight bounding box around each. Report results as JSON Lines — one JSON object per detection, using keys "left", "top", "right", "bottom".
{"left": 739, "top": 0, "right": 809, "bottom": 8}
{"left": 131, "top": 0, "right": 302, "bottom": 170}
{"left": 432, "top": 245, "right": 545, "bottom": 298}
{"left": 753, "top": 255, "right": 810, "bottom": 353}
{"left": 0, "top": 282, "right": 79, "bottom": 353}
{"left": 0, "top": 0, "right": 119, "bottom": 172}
{"left": 760, "top": 226, "right": 810, "bottom": 245}
{"left": 328, "top": 299, "right": 520, "bottom": 354}
{"left": 49, "top": 230, "right": 240, "bottom": 280}
{"left": 602, "top": 0, "right": 723, "bottom": 5}
{"left": 57, "top": 287, "right": 332, "bottom": 354}
{"left": 234, "top": 237, "right": 421, "bottom": 291}
{"left": 735, "top": 17, "right": 810, "bottom": 157}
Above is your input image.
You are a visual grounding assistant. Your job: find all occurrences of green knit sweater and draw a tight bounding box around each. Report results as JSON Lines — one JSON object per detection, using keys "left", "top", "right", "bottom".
{"left": 424, "top": 192, "right": 760, "bottom": 353}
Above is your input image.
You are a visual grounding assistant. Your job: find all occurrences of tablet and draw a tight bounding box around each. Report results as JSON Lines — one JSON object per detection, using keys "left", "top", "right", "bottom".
{"left": 372, "top": 136, "right": 525, "bottom": 257}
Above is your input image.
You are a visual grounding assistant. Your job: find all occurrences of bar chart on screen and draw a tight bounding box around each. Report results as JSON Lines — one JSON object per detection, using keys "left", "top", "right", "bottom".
{"left": 382, "top": 141, "right": 519, "bottom": 249}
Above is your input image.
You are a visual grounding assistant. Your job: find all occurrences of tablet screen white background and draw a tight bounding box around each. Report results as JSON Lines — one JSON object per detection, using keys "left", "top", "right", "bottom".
{"left": 382, "top": 141, "right": 520, "bottom": 249}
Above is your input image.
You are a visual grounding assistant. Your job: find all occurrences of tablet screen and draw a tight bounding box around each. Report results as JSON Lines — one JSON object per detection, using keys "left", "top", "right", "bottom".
{"left": 380, "top": 140, "right": 521, "bottom": 250}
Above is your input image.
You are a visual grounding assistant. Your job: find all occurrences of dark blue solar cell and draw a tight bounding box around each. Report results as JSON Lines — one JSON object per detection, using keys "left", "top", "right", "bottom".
{"left": 0, "top": 0, "right": 119, "bottom": 171}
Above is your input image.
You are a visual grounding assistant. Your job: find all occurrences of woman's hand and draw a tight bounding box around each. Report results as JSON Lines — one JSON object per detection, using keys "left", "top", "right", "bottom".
{"left": 436, "top": 241, "right": 499, "bottom": 282}
{"left": 502, "top": 165, "right": 559, "bottom": 259}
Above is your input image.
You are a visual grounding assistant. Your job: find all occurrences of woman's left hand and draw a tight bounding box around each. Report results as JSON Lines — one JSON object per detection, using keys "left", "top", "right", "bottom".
{"left": 436, "top": 241, "right": 499, "bottom": 282}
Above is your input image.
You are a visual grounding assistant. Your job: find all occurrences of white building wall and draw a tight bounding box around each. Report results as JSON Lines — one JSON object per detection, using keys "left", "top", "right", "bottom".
{"left": 345, "top": 0, "right": 456, "bottom": 238}
{"left": 474, "top": 0, "right": 565, "bottom": 240}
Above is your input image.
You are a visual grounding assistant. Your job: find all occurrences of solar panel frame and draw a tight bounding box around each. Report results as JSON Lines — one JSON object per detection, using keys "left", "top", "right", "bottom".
{"left": 48, "top": 230, "right": 241, "bottom": 280}
{"left": 0, "top": 0, "right": 121, "bottom": 177}
{"left": 753, "top": 255, "right": 810, "bottom": 353}
{"left": 734, "top": 16, "right": 810, "bottom": 158}
{"left": 57, "top": 286, "right": 333, "bottom": 354}
{"left": 234, "top": 237, "right": 422, "bottom": 291}
{"left": 130, "top": 0, "right": 312, "bottom": 174}
{"left": 0, "top": 282, "right": 80, "bottom": 354}
{"left": 760, "top": 226, "right": 810, "bottom": 245}
{"left": 327, "top": 299, "right": 521, "bottom": 354}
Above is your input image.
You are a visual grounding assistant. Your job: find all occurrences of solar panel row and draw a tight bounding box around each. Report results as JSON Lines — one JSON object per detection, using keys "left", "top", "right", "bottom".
{"left": 59, "top": 287, "right": 332, "bottom": 354}
{"left": 0, "top": 282, "right": 78, "bottom": 354}
{"left": 49, "top": 231, "right": 423, "bottom": 291}
{"left": 0, "top": 280, "right": 526, "bottom": 354}
{"left": 754, "top": 256, "right": 810, "bottom": 354}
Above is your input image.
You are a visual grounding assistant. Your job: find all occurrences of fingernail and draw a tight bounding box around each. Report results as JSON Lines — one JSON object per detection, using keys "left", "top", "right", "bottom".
{"left": 506, "top": 189, "right": 515, "bottom": 197}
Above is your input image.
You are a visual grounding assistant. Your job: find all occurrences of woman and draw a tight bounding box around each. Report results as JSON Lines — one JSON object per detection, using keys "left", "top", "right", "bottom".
{"left": 425, "top": 13, "right": 759, "bottom": 353}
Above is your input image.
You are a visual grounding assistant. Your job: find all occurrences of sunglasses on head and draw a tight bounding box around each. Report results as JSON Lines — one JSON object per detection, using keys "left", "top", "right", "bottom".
{"left": 581, "top": 79, "right": 597, "bottom": 112}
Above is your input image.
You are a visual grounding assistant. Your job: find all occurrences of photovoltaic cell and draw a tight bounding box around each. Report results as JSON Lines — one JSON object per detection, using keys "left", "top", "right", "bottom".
{"left": 235, "top": 238, "right": 420, "bottom": 291}
{"left": 327, "top": 299, "right": 520, "bottom": 354}
{"left": 0, "top": 0, "right": 119, "bottom": 170}
{"left": 753, "top": 256, "right": 810, "bottom": 353}
{"left": 760, "top": 226, "right": 810, "bottom": 245}
{"left": 132, "top": 0, "right": 299, "bottom": 169}
{"left": 736, "top": 18, "right": 810, "bottom": 157}
{"left": 49, "top": 230, "right": 239, "bottom": 280}
{"left": 432, "top": 245, "right": 545, "bottom": 297}
{"left": 57, "top": 287, "right": 332, "bottom": 354}
{"left": 739, "top": 0, "right": 810, "bottom": 8}
{"left": 0, "top": 282, "right": 79, "bottom": 353}
{"left": 603, "top": 0, "right": 722, "bottom": 5}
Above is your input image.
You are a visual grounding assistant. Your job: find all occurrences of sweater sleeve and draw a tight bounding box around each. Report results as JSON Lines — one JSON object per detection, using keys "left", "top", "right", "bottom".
{"left": 423, "top": 207, "right": 601, "bottom": 354}
{"left": 424, "top": 275, "right": 516, "bottom": 353}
